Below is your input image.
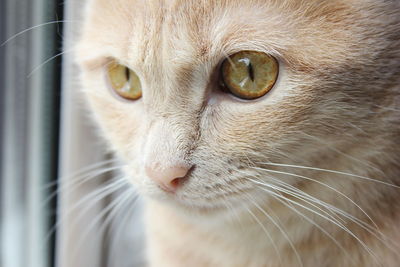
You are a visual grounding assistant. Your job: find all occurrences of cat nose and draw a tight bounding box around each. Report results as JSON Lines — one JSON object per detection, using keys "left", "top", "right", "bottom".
{"left": 145, "top": 164, "right": 192, "bottom": 192}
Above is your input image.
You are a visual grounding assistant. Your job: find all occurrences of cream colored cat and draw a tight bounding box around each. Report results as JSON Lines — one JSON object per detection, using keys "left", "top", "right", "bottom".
{"left": 76, "top": 0, "right": 400, "bottom": 266}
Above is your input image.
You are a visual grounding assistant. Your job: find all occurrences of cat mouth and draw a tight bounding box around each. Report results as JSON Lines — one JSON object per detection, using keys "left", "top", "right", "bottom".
{"left": 159, "top": 186, "right": 256, "bottom": 214}
{"left": 142, "top": 168, "right": 257, "bottom": 213}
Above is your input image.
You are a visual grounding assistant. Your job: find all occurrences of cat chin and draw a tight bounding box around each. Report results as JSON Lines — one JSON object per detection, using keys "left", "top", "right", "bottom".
{"left": 145, "top": 190, "right": 258, "bottom": 225}
{"left": 144, "top": 192, "right": 225, "bottom": 214}
{"left": 160, "top": 200, "right": 245, "bottom": 226}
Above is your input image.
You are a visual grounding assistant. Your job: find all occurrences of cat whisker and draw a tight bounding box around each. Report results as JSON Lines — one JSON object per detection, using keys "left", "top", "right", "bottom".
{"left": 98, "top": 186, "right": 138, "bottom": 250}
{"left": 27, "top": 49, "right": 74, "bottom": 77}
{"left": 260, "top": 175, "right": 348, "bottom": 225}
{"left": 71, "top": 185, "right": 137, "bottom": 260}
{"left": 67, "top": 177, "right": 129, "bottom": 221}
{"left": 249, "top": 174, "right": 352, "bottom": 234}
{"left": 243, "top": 205, "right": 283, "bottom": 265}
{"left": 247, "top": 178, "right": 383, "bottom": 266}
{"left": 40, "top": 159, "right": 124, "bottom": 246}
{"left": 250, "top": 174, "right": 400, "bottom": 259}
{"left": 42, "top": 164, "right": 124, "bottom": 208}
{"left": 231, "top": 161, "right": 351, "bottom": 226}
{"left": 255, "top": 161, "right": 400, "bottom": 188}
{"left": 244, "top": 156, "right": 400, "bottom": 251}
{"left": 44, "top": 177, "right": 128, "bottom": 246}
{"left": 220, "top": 194, "right": 243, "bottom": 228}
{"left": 244, "top": 193, "right": 303, "bottom": 267}
{"left": 218, "top": 156, "right": 386, "bottom": 244}
{"left": 301, "top": 132, "right": 386, "bottom": 176}
{"left": 1, "top": 20, "right": 74, "bottom": 46}
{"left": 41, "top": 158, "right": 122, "bottom": 190}
{"left": 28, "top": 44, "right": 98, "bottom": 78}
{"left": 272, "top": 174, "right": 400, "bottom": 253}
{"left": 254, "top": 182, "right": 356, "bottom": 265}
{"left": 266, "top": 176, "right": 384, "bottom": 240}
{"left": 108, "top": 193, "right": 142, "bottom": 264}
{"left": 249, "top": 165, "right": 381, "bottom": 229}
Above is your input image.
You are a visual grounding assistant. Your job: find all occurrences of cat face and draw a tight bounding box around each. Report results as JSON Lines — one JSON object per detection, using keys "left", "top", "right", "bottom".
{"left": 77, "top": 0, "right": 400, "bottom": 216}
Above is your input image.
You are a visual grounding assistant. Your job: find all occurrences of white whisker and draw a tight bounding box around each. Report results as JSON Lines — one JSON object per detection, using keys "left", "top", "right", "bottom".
{"left": 251, "top": 165, "right": 380, "bottom": 229}
{"left": 302, "top": 133, "right": 385, "bottom": 176}
{"left": 42, "top": 165, "right": 124, "bottom": 208}
{"left": 243, "top": 206, "right": 283, "bottom": 264}
{"left": 1, "top": 20, "right": 74, "bottom": 46}
{"left": 256, "top": 162, "right": 399, "bottom": 188}
{"left": 28, "top": 49, "right": 74, "bottom": 77}
{"left": 44, "top": 177, "right": 127, "bottom": 245}
{"left": 245, "top": 194, "right": 303, "bottom": 267}
{"left": 257, "top": 184, "right": 355, "bottom": 265}
{"left": 41, "top": 158, "right": 121, "bottom": 190}
{"left": 108, "top": 193, "right": 141, "bottom": 262}
{"left": 257, "top": 175, "right": 347, "bottom": 225}
{"left": 71, "top": 186, "right": 137, "bottom": 260}
{"left": 247, "top": 178, "right": 383, "bottom": 266}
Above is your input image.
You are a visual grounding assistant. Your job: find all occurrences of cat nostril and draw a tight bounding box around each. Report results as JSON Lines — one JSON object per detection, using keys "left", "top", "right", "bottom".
{"left": 145, "top": 164, "right": 193, "bottom": 192}
{"left": 170, "top": 177, "right": 181, "bottom": 188}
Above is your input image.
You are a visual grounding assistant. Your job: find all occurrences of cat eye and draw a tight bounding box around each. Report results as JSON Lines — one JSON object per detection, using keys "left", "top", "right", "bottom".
{"left": 220, "top": 51, "right": 278, "bottom": 100}
{"left": 106, "top": 61, "right": 142, "bottom": 100}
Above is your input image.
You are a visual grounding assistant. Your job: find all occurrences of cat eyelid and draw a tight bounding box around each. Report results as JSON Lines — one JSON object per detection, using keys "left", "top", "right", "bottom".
{"left": 79, "top": 55, "right": 131, "bottom": 73}
{"left": 78, "top": 56, "right": 110, "bottom": 72}
{"left": 219, "top": 47, "right": 281, "bottom": 60}
{"left": 104, "top": 57, "right": 139, "bottom": 74}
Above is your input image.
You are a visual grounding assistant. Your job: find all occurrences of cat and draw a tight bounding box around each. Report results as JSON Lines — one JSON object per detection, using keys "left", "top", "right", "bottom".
{"left": 76, "top": 0, "right": 400, "bottom": 266}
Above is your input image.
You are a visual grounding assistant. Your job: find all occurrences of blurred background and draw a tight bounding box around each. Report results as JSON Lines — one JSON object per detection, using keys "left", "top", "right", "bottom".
{"left": 0, "top": 1, "right": 144, "bottom": 267}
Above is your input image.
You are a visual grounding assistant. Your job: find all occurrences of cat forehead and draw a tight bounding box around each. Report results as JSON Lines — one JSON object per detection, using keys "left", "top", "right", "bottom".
{"left": 79, "top": 0, "right": 358, "bottom": 72}
{"left": 82, "top": 0, "right": 286, "bottom": 60}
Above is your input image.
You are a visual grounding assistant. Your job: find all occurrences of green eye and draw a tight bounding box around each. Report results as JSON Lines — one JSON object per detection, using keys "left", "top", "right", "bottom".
{"left": 220, "top": 51, "right": 279, "bottom": 100}
{"left": 107, "top": 61, "right": 142, "bottom": 100}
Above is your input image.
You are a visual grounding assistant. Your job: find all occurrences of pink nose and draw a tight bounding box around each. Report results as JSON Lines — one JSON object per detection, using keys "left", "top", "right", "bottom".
{"left": 145, "top": 164, "right": 192, "bottom": 192}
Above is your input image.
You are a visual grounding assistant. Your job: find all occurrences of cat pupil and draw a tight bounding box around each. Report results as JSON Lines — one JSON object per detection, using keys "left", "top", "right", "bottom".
{"left": 125, "top": 67, "right": 130, "bottom": 80}
{"left": 248, "top": 62, "right": 255, "bottom": 81}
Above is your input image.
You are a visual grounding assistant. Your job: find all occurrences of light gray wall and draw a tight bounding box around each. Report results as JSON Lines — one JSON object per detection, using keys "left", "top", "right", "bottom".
{"left": 0, "top": 1, "right": 62, "bottom": 267}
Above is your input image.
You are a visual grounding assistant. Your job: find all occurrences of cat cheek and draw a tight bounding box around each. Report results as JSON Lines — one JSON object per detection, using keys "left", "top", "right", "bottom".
{"left": 83, "top": 91, "right": 146, "bottom": 161}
